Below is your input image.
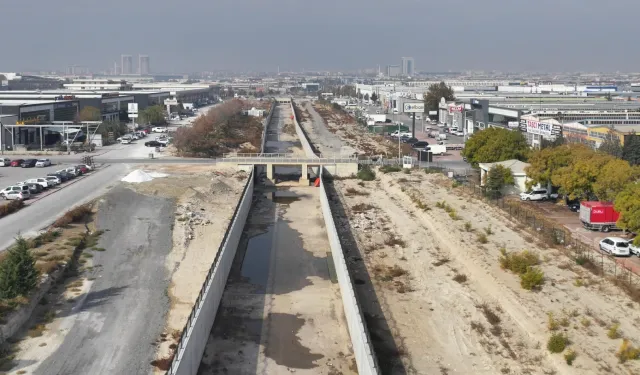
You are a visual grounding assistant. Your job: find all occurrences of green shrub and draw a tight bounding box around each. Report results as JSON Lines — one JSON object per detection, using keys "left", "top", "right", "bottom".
{"left": 379, "top": 165, "right": 402, "bottom": 174}
{"left": 547, "top": 333, "right": 568, "bottom": 353}
{"left": 0, "top": 200, "right": 24, "bottom": 218}
{"left": 484, "top": 225, "right": 493, "bottom": 235}
{"left": 464, "top": 222, "right": 473, "bottom": 232}
{"left": 0, "top": 237, "right": 39, "bottom": 299}
{"left": 477, "top": 233, "right": 488, "bottom": 244}
{"left": 520, "top": 267, "right": 544, "bottom": 290}
{"left": 499, "top": 249, "right": 539, "bottom": 275}
{"left": 616, "top": 339, "right": 640, "bottom": 363}
{"left": 357, "top": 166, "right": 376, "bottom": 181}
{"left": 608, "top": 323, "right": 621, "bottom": 339}
{"left": 564, "top": 349, "right": 577, "bottom": 365}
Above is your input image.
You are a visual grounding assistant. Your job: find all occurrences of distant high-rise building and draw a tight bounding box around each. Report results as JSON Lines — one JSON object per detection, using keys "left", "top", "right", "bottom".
{"left": 401, "top": 57, "right": 415, "bottom": 76}
{"left": 121, "top": 55, "right": 133, "bottom": 75}
{"left": 386, "top": 65, "right": 401, "bottom": 77}
{"left": 138, "top": 55, "right": 150, "bottom": 75}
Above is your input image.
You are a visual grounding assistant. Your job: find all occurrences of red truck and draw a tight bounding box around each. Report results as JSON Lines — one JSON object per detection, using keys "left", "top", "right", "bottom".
{"left": 579, "top": 201, "right": 620, "bottom": 232}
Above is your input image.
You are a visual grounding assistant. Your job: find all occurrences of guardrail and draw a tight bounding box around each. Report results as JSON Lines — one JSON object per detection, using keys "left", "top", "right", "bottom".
{"left": 319, "top": 168, "right": 380, "bottom": 375}
{"left": 261, "top": 99, "right": 276, "bottom": 153}
{"left": 291, "top": 100, "right": 318, "bottom": 158}
{"left": 165, "top": 169, "right": 254, "bottom": 375}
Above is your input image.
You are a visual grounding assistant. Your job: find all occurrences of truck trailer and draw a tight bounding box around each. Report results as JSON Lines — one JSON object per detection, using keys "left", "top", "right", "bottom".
{"left": 579, "top": 201, "right": 620, "bottom": 232}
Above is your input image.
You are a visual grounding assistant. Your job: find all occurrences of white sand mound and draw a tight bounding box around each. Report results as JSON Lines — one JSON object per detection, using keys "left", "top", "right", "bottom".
{"left": 121, "top": 169, "right": 154, "bottom": 183}
{"left": 148, "top": 172, "right": 168, "bottom": 178}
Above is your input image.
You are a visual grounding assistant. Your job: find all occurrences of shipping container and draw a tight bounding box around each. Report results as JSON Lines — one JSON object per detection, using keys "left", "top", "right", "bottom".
{"left": 579, "top": 201, "right": 620, "bottom": 232}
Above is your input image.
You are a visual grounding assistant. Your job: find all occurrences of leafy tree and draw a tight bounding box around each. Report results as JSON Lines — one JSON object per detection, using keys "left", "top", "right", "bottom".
{"left": 357, "top": 89, "right": 363, "bottom": 100}
{"left": 423, "top": 81, "right": 456, "bottom": 112}
{"left": 622, "top": 134, "right": 640, "bottom": 165}
{"left": 525, "top": 144, "right": 581, "bottom": 190}
{"left": 461, "top": 127, "right": 529, "bottom": 165}
{"left": 0, "top": 237, "right": 39, "bottom": 299}
{"left": 614, "top": 183, "right": 640, "bottom": 244}
{"left": 370, "top": 92, "right": 378, "bottom": 103}
{"left": 139, "top": 105, "right": 166, "bottom": 125}
{"left": 364, "top": 93, "right": 370, "bottom": 101}
{"left": 598, "top": 129, "right": 623, "bottom": 158}
{"left": 592, "top": 159, "right": 639, "bottom": 202}
{"left": 76, "top": 106, "right": 101, "bottom": 122}
{"left": 485, "top": 165, "right": 515, "bottom": 199}
{"left": 552, "top": 151, "right": 612, "bottom": 200}
{"left": 540, "top": 134, "right": 564, "bottom": 149}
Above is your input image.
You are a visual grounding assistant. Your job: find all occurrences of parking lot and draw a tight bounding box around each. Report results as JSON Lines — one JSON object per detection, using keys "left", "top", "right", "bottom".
{"left": 0, "top": 161, "right": 95, "bottom": 205}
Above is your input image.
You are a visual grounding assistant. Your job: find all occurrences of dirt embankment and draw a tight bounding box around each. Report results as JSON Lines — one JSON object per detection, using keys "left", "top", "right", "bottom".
{"left": 129, "top": 164, "right": 248, "bottom": 371}
{"left": 309, "top": 102, "right": 413, "bottom": 157}
{"left": 330, "top": 169, "right": 640, "bottom": 375}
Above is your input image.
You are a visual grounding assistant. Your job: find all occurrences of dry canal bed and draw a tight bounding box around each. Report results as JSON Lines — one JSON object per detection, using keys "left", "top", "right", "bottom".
{"left": 199, "top": 186, "right": 356, "bottom": 375}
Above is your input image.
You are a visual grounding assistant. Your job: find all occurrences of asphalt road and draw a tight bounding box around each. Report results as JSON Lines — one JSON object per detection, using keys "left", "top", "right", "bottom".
{"left": 34, "top": 186, "right": 174, "bottom": 375}
{"left": 0, "top": 164, "right": 131, "bottom": 251}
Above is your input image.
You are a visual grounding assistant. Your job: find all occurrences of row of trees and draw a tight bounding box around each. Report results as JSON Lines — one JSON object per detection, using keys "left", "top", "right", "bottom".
{"left": 172, "top": 99, "right": 263, "bottom": 157}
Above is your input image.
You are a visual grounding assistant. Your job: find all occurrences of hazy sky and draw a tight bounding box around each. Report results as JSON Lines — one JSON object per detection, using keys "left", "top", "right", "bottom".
{"left": 1, "top": 0, "right": 638, "bottom": 73}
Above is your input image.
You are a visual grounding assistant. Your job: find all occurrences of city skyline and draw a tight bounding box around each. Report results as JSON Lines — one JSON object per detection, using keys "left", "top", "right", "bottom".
{"left": 1, "top": 0, "right": 640, "bottom": 73}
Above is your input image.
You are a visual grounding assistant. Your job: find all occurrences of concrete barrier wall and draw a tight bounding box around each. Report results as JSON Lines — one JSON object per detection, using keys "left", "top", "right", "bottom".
{"left": 291, "top": 100, "right": 317, "bottom": 158}
{"left": 261, "top": 99, "right": 276, "bottom": 153}
{"left": 319, "top": 169, "right": 380, "bottom": 375}
{"left": 167, "top": 170, "right": 254, "bottom": 375}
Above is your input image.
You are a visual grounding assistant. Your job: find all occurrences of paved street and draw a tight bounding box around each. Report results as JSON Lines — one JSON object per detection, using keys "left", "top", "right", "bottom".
{"left": 33, "top": 186, "right": 174, "bottom": 375}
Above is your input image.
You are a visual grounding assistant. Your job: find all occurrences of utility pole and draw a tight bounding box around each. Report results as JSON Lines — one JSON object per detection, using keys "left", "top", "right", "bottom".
{"left": 412, "top": 112, "right": 416, "bottom": 138}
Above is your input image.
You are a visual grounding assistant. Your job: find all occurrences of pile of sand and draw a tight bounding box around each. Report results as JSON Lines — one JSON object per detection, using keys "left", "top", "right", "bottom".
{"left": 148, "top": 172, "right": 169, "bottom": 178}
{"left": 121, "top": 170, "right": 154, "bottom": 183}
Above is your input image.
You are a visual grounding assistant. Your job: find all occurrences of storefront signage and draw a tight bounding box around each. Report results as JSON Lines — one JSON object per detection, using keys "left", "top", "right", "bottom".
{"left": 448, "top": 105, "right": 464, "bottom": 113}
{"left": 521, "top": 119, "right": 553, "bottom": 136}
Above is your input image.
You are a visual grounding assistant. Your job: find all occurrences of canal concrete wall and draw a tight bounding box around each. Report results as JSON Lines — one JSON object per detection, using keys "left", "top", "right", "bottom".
{"left": 166, "top": 170, "right": 255, "bottom": 375}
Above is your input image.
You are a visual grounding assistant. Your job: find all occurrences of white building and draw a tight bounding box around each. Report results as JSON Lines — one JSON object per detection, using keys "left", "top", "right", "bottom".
{"left": 478, "top": 159, "right": 530, "bottom": 195}
{"left": 247, "top": 107, "right": 265, "bottom": 117}
{"left": 64, "top": 79, "right": 132, "bottom": 91}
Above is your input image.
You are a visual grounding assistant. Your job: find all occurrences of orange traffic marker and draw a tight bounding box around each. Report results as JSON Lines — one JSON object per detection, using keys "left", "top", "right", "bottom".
{"left": 314, "top": 178, "right": 320, "bottom": 187}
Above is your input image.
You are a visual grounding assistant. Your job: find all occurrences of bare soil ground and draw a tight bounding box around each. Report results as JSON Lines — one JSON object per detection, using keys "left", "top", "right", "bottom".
{"left": 331, "top": 170, "right": 640, "bottom": 375}
{"left": 129, "top": 164, "right": 249, "bottom": 370}
{"left": 308, "top": 102, "right": 412, "bottom": 157}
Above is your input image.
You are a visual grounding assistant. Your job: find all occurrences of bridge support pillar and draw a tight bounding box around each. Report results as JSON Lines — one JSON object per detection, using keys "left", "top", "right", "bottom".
{"left": 266, "top": 163, "right": 274, "bottom": 182}
{"left": 299, "top": 163, "right": 309, "bottom": 186}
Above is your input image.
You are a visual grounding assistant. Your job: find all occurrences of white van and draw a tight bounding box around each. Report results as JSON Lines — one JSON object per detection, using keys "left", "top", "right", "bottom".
{"left": 393, "top": 108, "right": 399, "bottom": 114}
{"left": 0, "top": 158, "right": 10, "bottom": 167}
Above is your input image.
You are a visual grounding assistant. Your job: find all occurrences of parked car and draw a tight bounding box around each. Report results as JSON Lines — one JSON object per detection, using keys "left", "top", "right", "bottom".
{"left": 627, "top": 240, "right": 640, "bottom": 257}
{"left": 3, "top": 190, "right": 27, "bottom": 201}
{"left": 152, "top": 127, "right": 168, "bottom": 133}
{"left": 120, "top": 138, "right": 132, "bottom": 144}
{"left": 412, "top": 141, "right": 430, "bottom": 149}
{"left": 453, "top": 130, "right": 464, "bottom": 137}
{"left": 26, "top": 178, "right": 50, "bottom": 189}
{"left": 22, "top": 182, "right": 43, "bottom": 194}
{"left": 519, "top": 189, "right": 558, "bottom": 201}
{"left": 402, "top": 137, "right": 419, "bottom": 144}
{"left": 10, "top": 159, "right": 24, "bottom": 167}
{"left": 77, "top": 164, "right": 93, "bottom": 171}
{"left": 75, "top": 165, "right": 89, "bottom": 174}
{"left": 49, "top": 172, "right": 70, "bottom": 181}
{"left": 599, "top": 237, "right": 631, "bottom": 256}
{"left": 63, "top": 167, "right": 82, "bottom": 177}
{"left": 35, "top": 158, "right": 52, "bottom": 167}
{"left": 1, "top": 185, "right": 31, "bottom": 199}
{"left": 0, "top": 158, "right": 10, "bottom": 167}
{"left": 158, "top": 138, "right": 171, "bottom": 146}
{"left": 45, "top": 176, "right": 61, "bottom": 186}
{"left": 145, "top": 140, "right": 164, "bottom": 147}
{"left": 21, "top": 159, "right": 37, "bottom": 168}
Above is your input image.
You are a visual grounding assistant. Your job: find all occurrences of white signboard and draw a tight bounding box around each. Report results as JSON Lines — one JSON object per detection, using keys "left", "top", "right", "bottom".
{"left": 403, "top": 102, "right": 424, "bottom": 113}
{"left": 508, "top": 121, "right": 520, "bottom": 128}
{"left": 448, "top": 105, "right": 464, "bottom": 113}
{"left": 524, "top": 120, "right": 553, "bottom": 136}
{"left": 128, "top": 113, "right": 138, "bottom": 118}
{"left": 127, "top": 103, "right": 138, "bottom": 114}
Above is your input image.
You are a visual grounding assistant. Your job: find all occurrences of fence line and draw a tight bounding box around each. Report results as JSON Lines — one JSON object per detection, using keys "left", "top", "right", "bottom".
{"left": 457, "top": 180, "right": 640, "bottom": 290}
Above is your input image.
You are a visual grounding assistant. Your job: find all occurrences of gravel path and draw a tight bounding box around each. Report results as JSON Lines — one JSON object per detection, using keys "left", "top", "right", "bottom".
{"left": 34, "top": 186, "right": 174, "bottom": 375}
{"left": 300, "top": 101, "right": 356, "bottom": 156}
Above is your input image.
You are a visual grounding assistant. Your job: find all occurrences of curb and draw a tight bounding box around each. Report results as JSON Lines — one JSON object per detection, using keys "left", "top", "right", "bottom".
{"left": 25, "top": 164, "right": 111, "bottom": 206}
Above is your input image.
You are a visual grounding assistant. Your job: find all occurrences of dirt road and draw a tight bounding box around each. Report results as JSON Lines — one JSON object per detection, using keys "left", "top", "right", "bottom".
{"left": 329, "top": 170, "right": 640, "bottom": 375}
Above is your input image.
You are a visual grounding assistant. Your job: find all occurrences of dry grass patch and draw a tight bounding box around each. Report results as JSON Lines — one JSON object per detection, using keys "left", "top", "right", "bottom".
{"left": 345, "top": 187, "right": 370, "bottom": 196}
{"left": 351, "top": 203, "right": 375, "bottom": 213}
